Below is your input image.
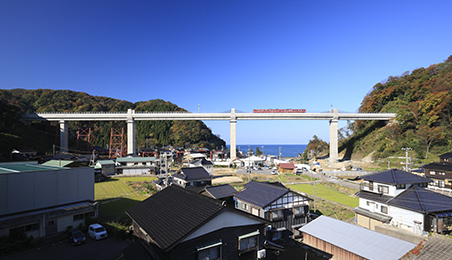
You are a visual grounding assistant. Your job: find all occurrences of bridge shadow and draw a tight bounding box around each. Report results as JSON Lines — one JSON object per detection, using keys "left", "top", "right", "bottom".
{"left": 338, "top": 120, "right": 386, "bottom": 161}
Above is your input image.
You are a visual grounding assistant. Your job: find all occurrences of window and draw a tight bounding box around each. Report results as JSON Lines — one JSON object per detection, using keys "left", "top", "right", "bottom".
{"left": 419, "top": 183, "right": 428, "bottom": 188}
{"left": 439, "top": 181, "right": 445, "bottom": 188}
{"left": 251, "top": 208, "right": 259, "bottom": 216}
{"left": 366, "top": 201, "right": 370, "bottom": 206}
{"left": 369, "top": 181, "right": 374, "bottom": 190}
{"left": 431, "top": 171, "right": 436, "bottom": 175}
{"left": 381, "top": 206, "right": 388, "bottom": 214}
{"left": 396, "top": 184, "right": 406, "bottom": 189}
{"left": 294, "top": 206, "right": 304, "bottom": 215}
{"left": 198, "top": 247, "right": 220, "bottom": 260}
{"left": 73, "top": 213, "right": 85, "bottom": 221}
{"left": 271, "top": 210, "right": 283, "bottom": 220}
{"left": 378, "top": 185, "right": 389, "bottom": 194}
{"left": 242, "top": 203, "right": 249, "bottom": 211}
{"left": 272, "top": 231, "right": 282, "bottom": 241}
{"left": 239, "top": 236, "right": 257, "bottom": 251}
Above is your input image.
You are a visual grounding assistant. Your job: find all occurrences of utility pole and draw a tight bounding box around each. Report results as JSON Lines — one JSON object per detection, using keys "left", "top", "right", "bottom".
{"left": 248, "top": 147, "right": 251, "bottom": 182}
{"left": 401, "top": 147, "right": 412, "bottom": 172}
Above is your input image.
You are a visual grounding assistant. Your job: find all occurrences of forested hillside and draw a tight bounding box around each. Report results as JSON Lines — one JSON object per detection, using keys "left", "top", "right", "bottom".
{"left": 0, "top": 89, "right": 225, "bottom": 156}
{"left": 303, "top": 55, "right": 452, "bottom": 161}
{"left": 344, "top": 55, "right": 452, "bottom": 160}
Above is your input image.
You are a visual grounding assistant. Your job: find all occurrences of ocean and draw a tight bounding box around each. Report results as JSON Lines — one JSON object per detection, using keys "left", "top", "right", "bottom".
{"left": 227, "top": 144, "right": 307, "bottom": 158}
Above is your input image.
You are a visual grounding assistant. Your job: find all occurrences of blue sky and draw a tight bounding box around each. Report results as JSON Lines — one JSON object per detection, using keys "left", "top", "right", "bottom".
{"left": 1, "top": 0, "right": 451, "bottom": 145}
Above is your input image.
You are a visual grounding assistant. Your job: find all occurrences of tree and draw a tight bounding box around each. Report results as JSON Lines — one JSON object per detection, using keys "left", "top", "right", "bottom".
{"left": 255, "top": 147, "right": 262, "bottom": 155}
{"left": 417, "top": 126, "right": 446, "bottom": 158}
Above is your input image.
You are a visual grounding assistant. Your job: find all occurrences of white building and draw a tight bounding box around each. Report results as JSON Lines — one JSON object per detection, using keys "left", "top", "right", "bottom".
{"left": 115, "top": 156, "right": 157, "bottom": 175}
{"left": 0, "top": 162, "right": 97, "bottom": 238}
{"left": 355, "top": 169, "right": 452, "bottom": 235}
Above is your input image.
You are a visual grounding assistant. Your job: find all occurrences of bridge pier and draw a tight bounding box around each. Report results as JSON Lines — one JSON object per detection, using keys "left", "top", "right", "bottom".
{"left": 59, "top": 120, "right": 68, "bottom": 153}
{"left": 127, "top": 109, "right": 136, "bottom": 155}
{"left": 230, "top": 108, "right": 237, "bottom": 160}
{"left": 329, "top": 108, "right": 339, "bottom": 162}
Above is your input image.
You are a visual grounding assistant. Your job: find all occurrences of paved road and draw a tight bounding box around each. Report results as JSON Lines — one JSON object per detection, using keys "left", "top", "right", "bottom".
{"left": 235, "top": 168, "right": 277, "bottom": 175}
{"left": 233, "top": 168, "right": 361, "bottom": 190}
{"left": 2, "top": 236, "right": 130, "bottom": 260}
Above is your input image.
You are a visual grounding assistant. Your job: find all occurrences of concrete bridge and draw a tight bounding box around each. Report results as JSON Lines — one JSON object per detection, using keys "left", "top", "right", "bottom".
{"left": 22, "top": 108, "right": 396, "bottom": 161}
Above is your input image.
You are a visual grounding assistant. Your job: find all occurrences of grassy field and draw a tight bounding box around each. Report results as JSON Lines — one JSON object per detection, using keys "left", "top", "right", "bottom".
{"left": 95, "top": 176, "right": 157, "bottom": 222}
{"left": 287, "top": 183, "right": 359, "bottom": 208}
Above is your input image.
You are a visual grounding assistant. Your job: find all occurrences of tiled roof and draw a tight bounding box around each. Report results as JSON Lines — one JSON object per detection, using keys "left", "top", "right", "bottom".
{"left": 439, "top": 152, "right": 452, "bottom": 159}
{"left": 400, "top": 234, "right": 452, "bottom": 260}
{"left": 279, "top": 163, "right": 295, "bottom": 169}
{"left": 355, "top": 190, "right": 393, "bottom": 204}
{"left": 423, "top": 162, "right": 452, "bottom": 171}
{"left": 234, "top": 181, "right": 288, "bottom": 208}
{"left": 300, "top": 216, "right": 415, "bottom": 260}
{"left": 388, "top": 185, "right": 452, "bottom": 214}
{"left": 177, "top": 167, "right": 211, "bottom": 180}
{"left": 361, "top": 169, "right": 432, "bottom": 185}
{"left": 204, "top": 184, "right": 237, "bottom": 199}
{"left": 125, "top": 185, "right": 224, "bottom": 251}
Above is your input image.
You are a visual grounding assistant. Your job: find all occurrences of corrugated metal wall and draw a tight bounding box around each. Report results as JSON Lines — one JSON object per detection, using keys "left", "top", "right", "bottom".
{"left": 0, "top": 168, "right": 94, "bottom": 215}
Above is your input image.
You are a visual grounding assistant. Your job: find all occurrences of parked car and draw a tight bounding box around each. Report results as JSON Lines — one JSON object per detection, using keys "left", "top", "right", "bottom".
{"left": 67, "top": 229, "right": 86, "bottom": 246}
{"left": 88, "top": 223, "right": 108, "bottom": 240}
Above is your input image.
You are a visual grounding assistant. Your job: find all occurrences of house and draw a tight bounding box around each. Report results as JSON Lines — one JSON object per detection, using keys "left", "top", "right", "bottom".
{"left": 300, "top": 215, "right": 416, "bottom": 260}
{"left": 172, "top": 167, "right": 212, "bottom": 189}
{"left": 41, "top": 159, "right": 84, "bottom": 168}
{"left": 355, "top": 169, "right": 452, "bottom": 235}
{"left": 400, "top": 233, "right": 452, "bottom": 259}
{"left": 278, "top": 163, "right": 295, "bottom": 174}
{"left": 183, "top": 153, "right": 207, "bottom": 164}
{"left": 115, "top": 156, "right": 157, "bottom": 175}
{"left": 423, "top": 162, "right": 452, "bottom": 189}
{"left": 189, "top": 159, "right": 214, "bottom": 176}
{"left": 11, "top": 148, "right": 37, "bottom": 160}
{"left": 234, "top": 181, "right": 311, "bottom": 241}
{"left": 95, "top": 160, "right": 115, "bottom": 176}
{"left": 200, "top": 184, "right": 237, "bottom": 206}
{"left": 0, "top": 162, "right": 97, "bottom": 239}
{"left": 125, "top": 185, "right": 273, "bottom": 260}
{"left": 439, "top": 152, "right": 452, "bottom": 163}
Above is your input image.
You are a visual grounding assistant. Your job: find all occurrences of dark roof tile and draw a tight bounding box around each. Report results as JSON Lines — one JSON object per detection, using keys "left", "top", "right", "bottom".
{"left": 389, "top": 186, "right": 452, "bottom": 213}
{"left": 126, "top": 185, "right": 224, "bottom": 251}
{"left": 423, "top": 162, "right": 452, "bottom": 171}
{"left": 204, "top": 184, "right": 237, "bottom": 199}
{"left": 361, "top": 169, "right": 431, "bottom": 185}
{"left": 235, "top": 181, "right": 288, "bottom": 208}
{"left": 176, "top": 167, "right": 211, "bottom": 180}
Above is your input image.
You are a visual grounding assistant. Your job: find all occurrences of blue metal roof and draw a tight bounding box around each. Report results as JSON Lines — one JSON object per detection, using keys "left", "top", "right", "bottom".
{"left": 300, "top": 216, "right": 416, "bottom": 260}
{"left": 234, "top": 181, "right": 288, "bottom": 208}
{"left": 361, "top": 169, "right": 432, "bottom": 185}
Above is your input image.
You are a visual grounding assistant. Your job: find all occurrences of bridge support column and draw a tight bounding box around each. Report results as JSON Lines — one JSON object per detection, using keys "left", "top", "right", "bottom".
{"left": 329, "top": 108, "right": 339, "bottom": 162}
{"left": 59, "top": 120, "right": 68, "bottom": 153}
{"left": 127, "top": 109, "right": 136, "bottom": 155}
{"left": 230, "top": 108, "right": 237, "bottom": 160}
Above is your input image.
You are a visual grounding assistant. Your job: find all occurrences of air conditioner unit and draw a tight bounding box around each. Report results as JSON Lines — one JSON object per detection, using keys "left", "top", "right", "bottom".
{"left": 257, "top": 249, "right": 266, "bottom": 259}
